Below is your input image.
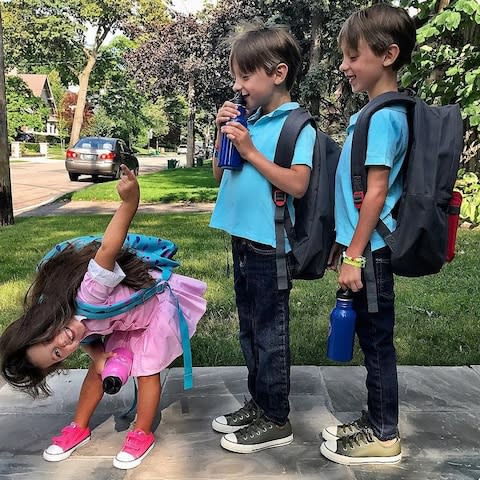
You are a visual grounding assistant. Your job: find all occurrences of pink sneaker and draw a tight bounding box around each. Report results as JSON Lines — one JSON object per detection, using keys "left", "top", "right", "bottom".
{"left": 113, "top": 428, "right": 155, "bottom": 470}
{"left": 43, "top": 422, "right": 91, "bottom": 462}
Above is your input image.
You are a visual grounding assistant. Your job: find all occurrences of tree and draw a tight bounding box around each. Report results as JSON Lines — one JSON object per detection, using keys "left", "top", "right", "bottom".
{"left": 1, "top": 0, "right": 169, "bottom": 147}
{"left": 401, "top": 0, "right": 480, "bottom": 172}
{"left": 0, "top": 9, "right": 12, "bottom": 226}
{"left": 5, "top": 76, "right": 49, "bottom": 139}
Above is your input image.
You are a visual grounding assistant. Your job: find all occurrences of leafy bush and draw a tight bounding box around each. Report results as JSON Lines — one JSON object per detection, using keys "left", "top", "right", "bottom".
{"left": 455, "top": 170, "right": 480, "bottom": 225}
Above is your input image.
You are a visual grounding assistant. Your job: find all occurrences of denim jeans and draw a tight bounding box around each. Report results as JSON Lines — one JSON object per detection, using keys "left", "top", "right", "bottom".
{"left": 231, "top": 236, "right": 293, "bottom": 424}
{"left": 353, "top": 247, "right": 398, "bottom": 441}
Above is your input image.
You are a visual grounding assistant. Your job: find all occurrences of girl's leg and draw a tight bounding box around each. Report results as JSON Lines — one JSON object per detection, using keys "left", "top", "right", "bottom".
{"left": 135, "top": 373, "right": 161, "bottom": 433}
{"left": 73, "top": 362, "right": 104, "bottom": 428}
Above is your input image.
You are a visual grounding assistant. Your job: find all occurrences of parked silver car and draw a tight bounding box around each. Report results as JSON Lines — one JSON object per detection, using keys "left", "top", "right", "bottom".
{"left": 65, "top": 137, "right": 139, "bottom": 181}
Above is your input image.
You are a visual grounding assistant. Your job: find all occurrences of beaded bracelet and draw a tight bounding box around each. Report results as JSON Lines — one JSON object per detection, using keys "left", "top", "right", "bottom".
{"left": 342, "top": 252, "right": 366, "bottom": 268}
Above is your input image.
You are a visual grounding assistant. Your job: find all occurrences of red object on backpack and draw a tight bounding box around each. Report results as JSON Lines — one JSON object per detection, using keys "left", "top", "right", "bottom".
{"left": 446, "top": 191, "right": 462, "bottom": 262}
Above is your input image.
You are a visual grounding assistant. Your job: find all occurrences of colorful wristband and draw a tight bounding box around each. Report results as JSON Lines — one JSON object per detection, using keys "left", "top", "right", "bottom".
{"left": 342, "top": 252, "right": 366, "bottom": 268}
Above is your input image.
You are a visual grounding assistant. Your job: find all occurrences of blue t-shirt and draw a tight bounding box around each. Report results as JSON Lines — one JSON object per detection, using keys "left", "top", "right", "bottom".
{"left": 210, "top": 102, "right": 316, "bottom": 250}
{"left": 335, "top": 105, "right": 408, "bottom": 251}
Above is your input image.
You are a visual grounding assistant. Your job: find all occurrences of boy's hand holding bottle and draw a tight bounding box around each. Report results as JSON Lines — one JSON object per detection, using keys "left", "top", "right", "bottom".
{"left": 216, "top": 93, "right": 256, "bottom": 168}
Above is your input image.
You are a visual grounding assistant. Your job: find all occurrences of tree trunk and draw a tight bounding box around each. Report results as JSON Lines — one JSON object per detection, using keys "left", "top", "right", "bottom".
{"left": 437, "top": 0, "right": 450, "bottom": 12}
{"left": 186, "top": 77, "right": 195, "bottom": 167}
{"left": 307, "top": 10, "right": 323, "bottom": 117}
{"left": 69, "top": 53, "right": 97, "bottom": 147}
{"left": 0, "top": 11, "right": 13, "bottom": 226}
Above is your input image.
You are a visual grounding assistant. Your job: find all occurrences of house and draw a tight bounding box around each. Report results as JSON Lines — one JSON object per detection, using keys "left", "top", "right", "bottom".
{"left": 12, "top": 73, "right": 59, "bottom": 136}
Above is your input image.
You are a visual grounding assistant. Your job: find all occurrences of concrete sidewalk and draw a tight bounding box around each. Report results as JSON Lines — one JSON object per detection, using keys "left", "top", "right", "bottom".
{"left": 1, "top": 365, "right": 480, "bottom": 479}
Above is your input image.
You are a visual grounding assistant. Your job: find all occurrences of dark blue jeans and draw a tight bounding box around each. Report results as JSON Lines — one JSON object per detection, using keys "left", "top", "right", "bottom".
{"left": 353, "top": 247, "right": 398, "bottom": 440}
{"left": 231, "top": 236, "right": 293, "bottom": 425}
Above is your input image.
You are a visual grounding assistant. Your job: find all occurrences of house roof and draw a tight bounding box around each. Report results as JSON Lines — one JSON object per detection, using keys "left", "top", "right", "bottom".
{"left": 17, "top": 74, "right": 48, "bottom": 97}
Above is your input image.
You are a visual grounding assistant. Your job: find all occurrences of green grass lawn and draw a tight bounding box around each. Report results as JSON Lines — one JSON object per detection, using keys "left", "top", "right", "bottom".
{"left": 1, "top": 214, "right": 479, "bottom": 369}
{"left": 47, "top": 144, "right": 67, "bottom": 160}
{"left": 71, "top": 165, "right": 218, "bottom": 203}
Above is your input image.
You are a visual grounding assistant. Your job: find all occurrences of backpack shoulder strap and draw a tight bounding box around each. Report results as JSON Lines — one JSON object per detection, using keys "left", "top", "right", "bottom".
{"left": 274, "top": 107, "right": 315, "bottom": 168}
{"left": 350, "top": 91, "right": 416, "bottom": 210}
{"left": 272, "top": 107, "right": 315, "bottom": 290}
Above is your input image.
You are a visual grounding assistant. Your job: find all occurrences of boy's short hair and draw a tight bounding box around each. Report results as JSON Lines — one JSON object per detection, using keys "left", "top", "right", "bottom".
{"left": 338, "top": 3, "right": 416, "bottom": 71}
{"left": 229, "top": 23, "right": 301, "bottom": 91}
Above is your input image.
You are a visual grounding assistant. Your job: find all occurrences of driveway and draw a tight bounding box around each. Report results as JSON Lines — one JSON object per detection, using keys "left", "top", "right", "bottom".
{"left": 10, "top": 155, "right": 182, "bottom": 215}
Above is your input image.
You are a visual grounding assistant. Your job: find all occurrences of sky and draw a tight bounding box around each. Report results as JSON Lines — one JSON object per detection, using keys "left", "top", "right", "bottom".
{"left": 170, "top": 0, "right": 207, "bottom": 14}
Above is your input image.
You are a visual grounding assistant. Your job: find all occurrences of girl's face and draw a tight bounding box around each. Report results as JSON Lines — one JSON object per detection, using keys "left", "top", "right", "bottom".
{"left": 27, "top": 317, "right": 86, "bottom": 369}
{"left": 339, "top": 38, "right": 390, "bottom": 99}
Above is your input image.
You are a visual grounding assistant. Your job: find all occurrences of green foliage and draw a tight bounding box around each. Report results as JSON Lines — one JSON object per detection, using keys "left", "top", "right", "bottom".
{"left": 5, "top": 77, "right": 49, "bottom": 139}
{"left": 456, "top": 171, "right": 480, "bottom": 224}
{"left": 402, "top": 0, "right": 480, "bottom": 171}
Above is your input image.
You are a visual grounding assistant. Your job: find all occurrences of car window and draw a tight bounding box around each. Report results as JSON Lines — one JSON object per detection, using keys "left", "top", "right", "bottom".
{"left": 76, "top": 139, "right": 114, "bottom": 150}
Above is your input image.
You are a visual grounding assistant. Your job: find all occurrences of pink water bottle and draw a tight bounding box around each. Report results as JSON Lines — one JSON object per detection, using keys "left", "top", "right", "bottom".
{"left": 101, "top": 347, "right": 133, "bottom": 395}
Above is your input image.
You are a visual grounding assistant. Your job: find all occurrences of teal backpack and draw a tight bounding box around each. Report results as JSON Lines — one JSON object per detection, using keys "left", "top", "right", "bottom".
{"left": 39, "top": 233, "right": 194, "bottom": 390}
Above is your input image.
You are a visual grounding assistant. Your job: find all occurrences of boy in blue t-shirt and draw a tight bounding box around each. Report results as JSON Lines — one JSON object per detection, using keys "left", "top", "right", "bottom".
{"left": 209, "top": 24, "right": 316, "bottom": 454}
{"left": 320, "top": 4, "right": 416, "bottom": 465}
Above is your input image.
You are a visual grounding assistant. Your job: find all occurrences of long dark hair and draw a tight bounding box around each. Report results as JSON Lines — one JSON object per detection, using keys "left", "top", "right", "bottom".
{"left": 0, "top": 242, "right": 154, "bottom": 398}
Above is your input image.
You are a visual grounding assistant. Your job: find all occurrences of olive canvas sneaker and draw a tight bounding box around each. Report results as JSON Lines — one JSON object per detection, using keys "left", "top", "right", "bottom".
{"left": 212, "top": 398, "right": 262, "bottom": 433}
{"left": 322, "top": 410, "right": 370, "bottom": 441}
{"left": 220, "top": 415, "right": 293, "bottom": 454}
{"left": 320, "top": 427, "right": 401, "bottom": 465}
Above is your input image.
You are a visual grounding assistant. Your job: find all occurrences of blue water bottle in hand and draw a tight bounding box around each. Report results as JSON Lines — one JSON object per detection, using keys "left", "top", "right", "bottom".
{"left": 218, "top": 92, "right": 247, "bottom": 170}
{"left": 327, "top": 288, "right": 357, "bottom": 362}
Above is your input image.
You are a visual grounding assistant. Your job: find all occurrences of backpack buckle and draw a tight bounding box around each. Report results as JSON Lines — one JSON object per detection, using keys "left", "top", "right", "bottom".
{"left": 273, "top": 189, "right": 287, "bottom": 207}
{"left": 353, "top": 191, "right": 364, "bottom": 209}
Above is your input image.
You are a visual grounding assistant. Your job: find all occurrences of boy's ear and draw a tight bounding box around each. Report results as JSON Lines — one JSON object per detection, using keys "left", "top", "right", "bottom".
{"left": 273, "top": 62, "right": 289, "bottom": 85}
{"left": 383, "top": 44, "right": 400, "bottom": 68}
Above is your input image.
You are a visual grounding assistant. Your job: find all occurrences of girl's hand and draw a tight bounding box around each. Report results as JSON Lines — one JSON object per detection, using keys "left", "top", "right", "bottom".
{"left": 221, "top": 121, "right": 256, "bottom": 161}
{"left": 338, "top": 262, "right": 363, "bottom": 292}
{"left": 93, "top": 350, "right": 117, "bottom": 375}
{"left": 117, "top": 165, "right": 139, "bottom": 205}
{"left": 216, "top": 101, "right": 240, "bottom": 128}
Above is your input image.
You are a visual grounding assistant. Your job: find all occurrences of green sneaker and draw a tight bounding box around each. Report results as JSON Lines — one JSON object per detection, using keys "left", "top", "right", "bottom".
{"left": 220, "top": 415, "right": 293, "bottom": 454}
{"left": 212, "top": 399, "right": 262, "bottom": 434}
{"left": 320, "top": 427, "right": 401, "bottom": 465}
{"left": 322, "top": 410, "right": 370, "bottom": 441}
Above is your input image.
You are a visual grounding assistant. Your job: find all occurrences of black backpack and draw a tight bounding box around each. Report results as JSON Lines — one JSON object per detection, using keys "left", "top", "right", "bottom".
{"left": 350, "top": 91, "right": 464, "bottom": 278}
{"left": 272, "top": 107, "right": 341, "bottom": 289}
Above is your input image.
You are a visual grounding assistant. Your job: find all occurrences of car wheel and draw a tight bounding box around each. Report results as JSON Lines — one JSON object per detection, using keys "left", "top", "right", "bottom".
{"left": 114, "top": 166, "right": 121, "bottom": 180}
{"left": 68, "top": 172, "right": 79, "bottom": 181}
{"left": 92, "top": 174, "right": 100, "bottom": 183}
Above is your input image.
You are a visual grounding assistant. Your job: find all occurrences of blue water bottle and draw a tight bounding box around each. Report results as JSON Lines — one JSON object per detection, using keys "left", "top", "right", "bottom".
{"left": 327, "top": 288, "right": 357, "bottom": 362}
{"left": 217, "top": 92, "right": 247, "bottom": 170}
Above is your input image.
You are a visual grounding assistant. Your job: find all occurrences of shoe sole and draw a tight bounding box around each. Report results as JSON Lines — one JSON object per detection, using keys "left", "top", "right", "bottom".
{"left": 211, "top": 418, "right": 251, "bottom": 434}
{"left": 43, "top": 435, "right": 91, "bottom": 462}
{"left": 320, "top": 441, "right": 402, "bottom": 465}
{"left": 113, "top": 441, "right": 155, "bottom": 470}
{"left": 220, "top": 434, "right": 294, "bottom": 454}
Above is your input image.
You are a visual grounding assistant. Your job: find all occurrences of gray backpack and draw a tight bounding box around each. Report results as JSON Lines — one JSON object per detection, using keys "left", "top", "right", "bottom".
{"left": 351, "top": 91, "right": 464, "bottom": 278}
{"left": 272, "top": 108, "right": 341, "bottom": 289}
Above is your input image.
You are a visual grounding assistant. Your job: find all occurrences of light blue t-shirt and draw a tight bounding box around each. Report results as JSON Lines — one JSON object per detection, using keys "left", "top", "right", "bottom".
{"left": 335, "top": 105, "right": 408, "bottom": 251}
{"left": 210, "top": 102, "right": 316, "bottom": 250}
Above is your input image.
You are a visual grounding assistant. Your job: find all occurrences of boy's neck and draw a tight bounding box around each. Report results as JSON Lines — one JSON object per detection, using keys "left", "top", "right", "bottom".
{"left": 367, "top": 72, "right": 399, "bottom": 101}
{"left": 262, "top": 89, "right": 292, "bottom": 115}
